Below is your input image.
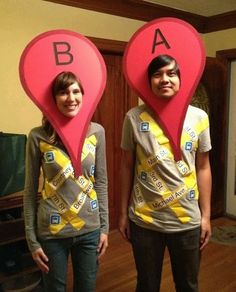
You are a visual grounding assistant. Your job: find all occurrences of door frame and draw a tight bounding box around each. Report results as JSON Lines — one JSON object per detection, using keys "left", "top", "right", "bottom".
{"left": 217, "top": 49, "right": 236, "bottom": 218}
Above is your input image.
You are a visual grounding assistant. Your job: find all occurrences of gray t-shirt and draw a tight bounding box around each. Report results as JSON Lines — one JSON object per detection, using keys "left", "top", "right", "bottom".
{"left": 121, "top": 104, "right": 211, "bottom": 233}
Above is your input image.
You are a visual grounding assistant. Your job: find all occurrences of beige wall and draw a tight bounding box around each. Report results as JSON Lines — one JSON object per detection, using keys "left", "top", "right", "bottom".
{"left": 203, "top": 28, "right": 236, "bottom": 57}
{"left": 1, "top": 0, "right": 235, "bottom": 135}
{"left": 1, "top": 0, "right": 144, "bottom": 135}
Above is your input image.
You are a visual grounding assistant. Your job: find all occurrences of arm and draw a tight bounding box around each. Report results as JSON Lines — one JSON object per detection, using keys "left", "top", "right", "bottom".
{"left": 24, "top": 129, "right": 49, "bottom": 272}
{"left": 94, "top": 126, "right": 109, "bottom": 258}
{"left": 196, "top": 151, "right": 212, "bottom": 250}
{"left": 118, "top": 149, "right": 135, "bottom": 241}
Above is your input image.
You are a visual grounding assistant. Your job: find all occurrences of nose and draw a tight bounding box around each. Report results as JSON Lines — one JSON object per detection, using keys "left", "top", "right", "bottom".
{"left": 67, "top": 92, "right": 75, "bottom": 101}
{"left": 160, "top": 73, "right": 168, "bottom": 83}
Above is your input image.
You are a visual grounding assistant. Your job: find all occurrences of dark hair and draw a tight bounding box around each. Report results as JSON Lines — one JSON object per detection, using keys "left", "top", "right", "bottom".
{"left": 147, "top": 54, "right": 180, "bottom": 82}
{"left": 42, "top": 71, "right": 84, "bottom": 144}
{"left": 52, "top": 71, "right": 84, "bottom": 98}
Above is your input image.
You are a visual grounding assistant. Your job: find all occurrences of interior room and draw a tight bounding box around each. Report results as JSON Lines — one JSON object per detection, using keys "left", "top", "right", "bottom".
{"left": 0, "top": 0, "right": 236, "bottom": 291}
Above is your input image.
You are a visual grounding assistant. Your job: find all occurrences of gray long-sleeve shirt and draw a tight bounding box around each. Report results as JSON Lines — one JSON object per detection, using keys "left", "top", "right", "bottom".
{"left": 24, "top": 122, "right": 108, "bottom": 252}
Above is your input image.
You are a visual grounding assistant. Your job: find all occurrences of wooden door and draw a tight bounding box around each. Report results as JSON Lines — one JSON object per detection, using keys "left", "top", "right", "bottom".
{"left": 192, "top": 57, "right": 227, "bottom": 217}
{"left": 92, "top": 53, "right": 137, "bottom": 230}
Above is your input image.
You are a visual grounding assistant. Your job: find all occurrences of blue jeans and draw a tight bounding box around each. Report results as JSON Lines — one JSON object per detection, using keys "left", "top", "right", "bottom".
{"left": 40, "top": 229, "right": 100, "bottom": 292}
{"left": 130, "top": 221, "right": 201, "bottom": 292}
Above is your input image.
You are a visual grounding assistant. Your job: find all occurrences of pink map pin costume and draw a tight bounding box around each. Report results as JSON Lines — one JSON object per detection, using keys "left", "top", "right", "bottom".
{"left": 19, "top": 30, "right": 107, "bottom": 176}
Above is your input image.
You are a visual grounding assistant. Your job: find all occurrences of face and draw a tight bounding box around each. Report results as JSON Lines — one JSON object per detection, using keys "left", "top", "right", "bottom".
{"left": 55, "top": 82, "right": 83, "bottom": 118}
{"left": 150, "top": 61, "right": 180, "bottom": 99}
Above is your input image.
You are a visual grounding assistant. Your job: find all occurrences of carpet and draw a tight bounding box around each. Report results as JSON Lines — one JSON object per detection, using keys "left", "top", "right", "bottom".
{"left": 210, "top": 225, "right": 236, "bottom": 247}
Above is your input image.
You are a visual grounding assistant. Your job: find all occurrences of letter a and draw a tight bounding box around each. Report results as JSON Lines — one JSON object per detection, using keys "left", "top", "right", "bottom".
{"left": 53, "top": 42, "right": 73, "bottom": 65}
{"left": 152, "top": 29, "right": 170, "bottom": 54}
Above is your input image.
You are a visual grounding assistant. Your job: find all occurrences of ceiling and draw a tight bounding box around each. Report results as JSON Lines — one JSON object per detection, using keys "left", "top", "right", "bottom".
{"left": 142, "top": 0, "right": 236, "bottom": 17}
{"left": 46, "top": 0, "right": 236, "bottom": 33}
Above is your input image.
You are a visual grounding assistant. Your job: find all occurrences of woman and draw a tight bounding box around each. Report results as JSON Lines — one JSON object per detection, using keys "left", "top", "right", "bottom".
{"left": 24, "top": 71, "right": 109, "bottom": 292}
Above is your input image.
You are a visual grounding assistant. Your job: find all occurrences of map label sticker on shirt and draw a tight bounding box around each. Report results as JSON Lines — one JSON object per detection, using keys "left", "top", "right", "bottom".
{"left": 185, "top": 141, "right": 193, "bottom": 151}
{"left": 140, "top": 121, "right": 150, "bottom": 132}
{"left": 184, "top": 126, "right": 197, "bottom": 140}
{"left": 140, "top": 171, "right": 147, "bottom": 181}
{"left": 44, "top": 151, "right": 55, "bottom": 163}
{"left": 149, "top": 171, "right": 167, "bottom": 193}
{"left": 90, "top": 165, "right": 95, "bottom": 176}
{"left": 50, "top": 214, "right": 61, "bottom": 224}
{"left": 176, "top": 160, "right": 190, "bottom": 176}
{"left": 134, "top": 183, "right": 145, "bottom": 205}
{"left": 188, "top": 190, "right": 195, "bottom": 200}
{"left": 90, "top": 200, "right": 98, "bottom": 210}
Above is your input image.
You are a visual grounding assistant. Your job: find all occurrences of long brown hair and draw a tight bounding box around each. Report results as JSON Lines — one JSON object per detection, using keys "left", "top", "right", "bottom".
{"left": 42, "top": 71, "right": 84, "bottom": 144}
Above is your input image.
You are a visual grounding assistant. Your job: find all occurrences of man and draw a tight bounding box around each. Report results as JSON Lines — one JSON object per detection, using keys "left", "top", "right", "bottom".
{"left": 119, "top": 54, "right": 212, "bottom": 292}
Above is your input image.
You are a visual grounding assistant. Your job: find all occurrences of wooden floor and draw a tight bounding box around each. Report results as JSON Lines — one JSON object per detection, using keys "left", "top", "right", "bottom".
{"left": 67, "top": 217, "right": 236, "bottom": 292}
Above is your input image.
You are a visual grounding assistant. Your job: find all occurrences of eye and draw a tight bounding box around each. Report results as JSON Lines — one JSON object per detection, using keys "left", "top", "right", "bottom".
{"left": 73, "top": 89, "right": 81, "bottom": 94}
{"left": 58, "top": 90, "right": 67, "bottom": 96}
{"left": 168, "top": 71, "right": 177, "bottom": 77}
{"left": 152, "top": 72, "right": 161, "bottom": 78}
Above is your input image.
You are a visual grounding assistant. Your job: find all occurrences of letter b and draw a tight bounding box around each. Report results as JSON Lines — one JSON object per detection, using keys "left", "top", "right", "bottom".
{"left": 53, "top": 42, "right": 73, "bottom": 65}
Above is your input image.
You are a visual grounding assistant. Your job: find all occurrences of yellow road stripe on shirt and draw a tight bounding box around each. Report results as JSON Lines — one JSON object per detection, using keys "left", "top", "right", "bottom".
{"left": 169, "top": 202, "right": 191, "bottom": 223}
{"left": 42, "top": 184, "right": 87, "bottom": 233}
{"left": 50, "top": 163, "right": 74, "bottom": 190}
{"left": 136, "top": 145, "right": 169, "bottom": 172}
{"left": 40, "top": 141, "right": 72, "bottom": 168}
{"left": 136, "top": 165, "right": 168, "bottom": 195}
{"left": 70, "top": 192, "right": 87, "bottom": 214}
{"left": 40, "top": 142, "right": 86, "bottom": 229}
{"left": 40, "top": 140, "right": 97, "bottom": 234}
{"left": 140, "top": 112, "right": 169, "bottom": 144}
{"left": 147, "top": 170, "right": 168, "bottom": 193}
{"left": 133, "top": 183, "right": 153, "bottom": 224}
{"left": 76, "top": 175, "right": 97, "bottom": 200}
{"left": 42, "top": 163, "right": 73, "bottom": 199}
{"left": 48, "top": 205, "right": 85, "bottom": 234}
{"left": 175, "top": 160, "right": 191, "bottom": 177}
{"left": 139, "top": 112, "right": 173, "bottom": 155}
{"left": 49, "top": 217, "right": 68, "bottom": 234}
{"left": 82, "top": 135, "right": 97, "bottom": 161}
{"left": 149, "top": 185, "right": 187, "bottom": 210}
{"left": 135, "top": 209, "right": 154, "bottom": 224}
{"left": 195, "top": 116, "right": 209, "bottom": 135}
{"left": 49, "top": 216, "right": 85, "bottom": 235}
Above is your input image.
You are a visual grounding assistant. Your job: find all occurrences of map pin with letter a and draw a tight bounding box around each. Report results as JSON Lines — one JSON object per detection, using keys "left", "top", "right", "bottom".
{"left": 123, "top": 17, "right": 206, "bottom": 161}
{"left": 19, "top": 30, "right": 107, "bottom": 176}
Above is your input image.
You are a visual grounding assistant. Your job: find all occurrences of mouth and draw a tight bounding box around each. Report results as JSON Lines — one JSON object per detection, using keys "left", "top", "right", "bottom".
{"left": 65, "top": 104, "right": 79, "bottom": 111}
{"left": 159, "top": 86, "right": 172, "bottom": 90}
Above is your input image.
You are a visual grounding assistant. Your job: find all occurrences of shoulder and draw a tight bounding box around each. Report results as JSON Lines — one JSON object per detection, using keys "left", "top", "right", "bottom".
{"left": 186, "top": 105, "right": 209, "bottom": 126}
{"left": 187, "top": 105, "right": 209, "bottom": 119}
{"left": 186, "top": 105, "right": 210, "bottom": 134}
{"left": 28, "top": 126, "right": 46, "bottom": 140}
{"left": 89, "top": 122, "right": 105, "bottom": 133}
{"left": 27, "top": 126, "right": 50, "bottom": 147}
{"left": 126, "top": 104, "right": 147, "bottom": 119}
{"left": 89, "top": 123, "right": 106, "bottom": 142}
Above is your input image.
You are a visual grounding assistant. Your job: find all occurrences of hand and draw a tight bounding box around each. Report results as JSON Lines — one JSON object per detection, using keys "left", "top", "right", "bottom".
{"left": 97, "top": 233, "right": 108, "bottom": 259}
{"left": 200, "top": 216, "right": 212, "bottom": 250}
{"left": 118, "top": 214, "right": 130, "bottom": 242}
{"left": 32, "top": 247, "right": 49, "bottom": 273}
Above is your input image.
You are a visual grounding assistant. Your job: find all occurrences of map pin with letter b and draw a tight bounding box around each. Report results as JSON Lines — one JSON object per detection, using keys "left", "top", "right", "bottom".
{"left": 19, "top": 30, "right": 107, "bottom": 176}
{"left": 123, "top": 17, "right": 206, "bottom": 161}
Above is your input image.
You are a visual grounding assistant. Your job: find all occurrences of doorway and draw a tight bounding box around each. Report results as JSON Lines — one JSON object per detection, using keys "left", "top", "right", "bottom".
{"left": 92, "top": 52, "right": 138, "bottom": 230}
{"left": 226, "top": 60, "right": 236, "bottom": 217}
